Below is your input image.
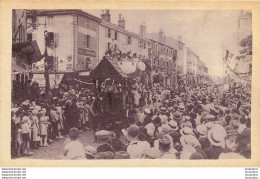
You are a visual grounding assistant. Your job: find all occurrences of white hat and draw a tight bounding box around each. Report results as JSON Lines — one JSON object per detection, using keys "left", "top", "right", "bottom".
{"left": 144, "top": 108, "right": 151, "bottom": 114}
{"left": 180, "top": 127, "right": 193, "bottom": 136}
{"left": 180, "top": 135, "right": 200, "bottom": 148}
{"left": 207, "top": 124, "right": 227, "bottom": 147}
{"left": 85, "top": 146, "right": 97, "bottom": 156}
{"left": 168, "top": 120, "right": 178, "bottom": 131}
{"left": 159, "top": 115, "right": 168, "bottom": 124}
{"left": 196, "top": 125, "right": 208, "bottom": 136}
{"left": 22, "top": 116, "right": 29, "bottom": 123}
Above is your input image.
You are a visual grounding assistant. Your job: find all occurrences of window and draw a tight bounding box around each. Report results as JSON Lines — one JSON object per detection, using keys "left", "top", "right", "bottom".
{"left": 154, "top": 58, "right": 156, "bottom": 65}
{"left": 167, "top": 61, "right": 169, "bottom": 68}
{"left": 83, "top": 35, "right": 90, "bottom": 48}
{"left": 139, "top": 40, "right": 142, "bottom": 48}
{"left": 143, "top": 42, "right": 146, "bottom": 49}
{"left": 107, "top": 42, "right": 111, "bottom": 51}
{"left": 85, "top": 18, "right": 91, "bottom": 29}
{"left": 108, "top": 28, "right": 111, "bottom": 38}
{"left": 85, "top": 58, "right": 91, "bottom": 70}
{"left": 114, "top": 31, "right": 118, "bottom": 40}
{"left": 127, "top": 36, "right": 132, "bottom": 44}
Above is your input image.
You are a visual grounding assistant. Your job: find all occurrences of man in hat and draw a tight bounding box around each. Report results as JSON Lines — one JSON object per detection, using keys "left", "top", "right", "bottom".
{"left": 95, "top": 130, "right": 114, "bottom": 153}
{"left": 159, "top": 135, "right": 177, "bottom": 159}
{"left": 142, "top": 108, "right": 152, "bottom": 126}
{"left": 85, "top": 146, "right": 97, "bottom": 159}
{"left": 204, "top": 124, "right": 230, "bottom": 159}
{"left": 126, "top": 125, "right": 150, "bottom": 159}
{"left": 114, "top": 151, "right": 130, "bottom": 159}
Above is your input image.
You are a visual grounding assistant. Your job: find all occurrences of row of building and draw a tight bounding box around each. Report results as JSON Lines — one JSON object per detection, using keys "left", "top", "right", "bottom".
{"left": 12, "top": 9, "right": 209, "bottom": 89}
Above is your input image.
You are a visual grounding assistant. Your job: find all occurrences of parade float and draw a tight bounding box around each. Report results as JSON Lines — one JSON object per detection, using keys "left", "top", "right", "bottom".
{"left": 90, "top": 55, "right": 148, "bottom": 130}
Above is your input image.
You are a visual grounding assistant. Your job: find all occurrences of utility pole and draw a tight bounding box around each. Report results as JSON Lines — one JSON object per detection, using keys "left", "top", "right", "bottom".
{"left": 44, "top": 30, "right": 50, "bottom": 94}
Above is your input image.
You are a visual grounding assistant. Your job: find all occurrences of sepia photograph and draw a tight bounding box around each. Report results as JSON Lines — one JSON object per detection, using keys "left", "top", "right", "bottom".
{"left": 10, "top": 9, "right": 252, "bottom": 161}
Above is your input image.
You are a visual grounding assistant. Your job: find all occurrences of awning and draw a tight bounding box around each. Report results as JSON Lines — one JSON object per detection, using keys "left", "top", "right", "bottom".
{"left": 12, "top": 40, "right": 42, "bottom": 63}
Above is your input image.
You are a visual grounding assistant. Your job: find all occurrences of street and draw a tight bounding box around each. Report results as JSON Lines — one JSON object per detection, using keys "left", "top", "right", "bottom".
{"left": 18, "top": 130, "right": 98, "bottom": 160}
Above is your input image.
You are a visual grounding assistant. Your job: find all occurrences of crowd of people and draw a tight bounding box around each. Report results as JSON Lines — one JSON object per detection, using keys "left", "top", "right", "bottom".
{"left": 11, "top": 78, "right": 251, "bottom": 160}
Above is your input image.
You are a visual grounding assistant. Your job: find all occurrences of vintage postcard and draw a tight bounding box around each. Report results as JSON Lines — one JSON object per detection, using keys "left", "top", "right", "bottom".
{"left": 0, "top": 1, "right": 260, "bottom": 167}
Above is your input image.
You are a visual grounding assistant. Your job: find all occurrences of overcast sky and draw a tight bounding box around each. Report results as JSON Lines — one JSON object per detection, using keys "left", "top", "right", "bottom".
{"left": 86, "top": 10, "right": 242, "bottom": 77}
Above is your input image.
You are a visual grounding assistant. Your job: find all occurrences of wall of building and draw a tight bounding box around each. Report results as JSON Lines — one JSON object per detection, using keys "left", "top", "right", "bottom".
{"left": 31, "top": 15, "right": 74, "bottom": 72}
{"left": 77, "top": 14, "right": 99, "bottom": 72}
{"left": 99, "top": 22, "right": 150, "bottom": 60}
{"left": 12, "top": 10, "right": 27, "bottom": 43}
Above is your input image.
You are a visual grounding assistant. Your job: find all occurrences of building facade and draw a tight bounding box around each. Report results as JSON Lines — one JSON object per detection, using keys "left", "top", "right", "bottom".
{"left": 149, "top": 29, "right": 178, "bottom": 87}
{"left": 12, "top": 9, "right": 41, "bottom": 92}
{"left": 98, "top": 10, "right": 150, "bottom": 62}
{"left": 28, "top": 10, "right": 100, "bottom": 84}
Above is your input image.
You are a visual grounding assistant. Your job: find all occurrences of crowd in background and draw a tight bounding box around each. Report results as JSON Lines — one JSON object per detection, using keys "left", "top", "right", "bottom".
{"left": 11, "top": 79, "right": 251, "bottom": 160}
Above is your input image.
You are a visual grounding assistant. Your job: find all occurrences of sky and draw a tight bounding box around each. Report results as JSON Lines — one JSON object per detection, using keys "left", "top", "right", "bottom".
{"left": 86, "top": 10, "right": 242, "bottom": 77}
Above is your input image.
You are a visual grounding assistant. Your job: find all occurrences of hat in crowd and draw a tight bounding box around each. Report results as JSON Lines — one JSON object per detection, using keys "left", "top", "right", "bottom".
{"left": 180, "top": 135, "right": 200, "bottom": 148}
{"left": 205, "top": 114, "right": 216, "bottom": 121}
{"left": 94, "top": 151, "right": 115, "bottom": 159}
{"left": 160, "top": 106, "right": 167, "bottom": 112}
{"left": 85, "top": 146, "right": 97, "bottom": 157}
{"left": 190, "top": 152, "right": 205, "bottom": 159}
{"left": 159, "top": 115, "right": 168, "bottom": 124}
{"left": 22, "top": 116, "right": 29, "bottom": 123}
{"left": 28, "top": 106, "right": 35, "bottom": 112}
{"left": 183, "top": 116, "right": 191, "bottom": 122}
{"left": 95, "top": 130, "right": 111, "bottom": 139}
{"left": 178, "top": 103, "right": 185, "bottom": 112}
{"left": 168, "top": 120, "right": 179, "bottom": 131}
{"left": 172, "top": 111, "right": 182, "bottom": 121}
{"left": 114, "top": 151, "right": 130, "bottom": 159}
{"left": 204, "top": 121, "right": 215, "bottom": 129}
{"left": 207, "top": 124, "right": 227, "bottom": 147}
{"left": 31, "top": 109, "right": 38, "bottom": 115}
{"left": 180, "top": 127, "right": 193, "bottom": 136}
{"left": 143, "top": 148, "right": 161, "bottom": 159}
{"left": 126, "top": 125, "right": 140, "bottom": 138}
{"left": 39, "top": 108, "right": 46, "bottom": 115}
{"left": 218, "top": 152, "right": 246, "bottom": 159}
{"left": 196, "top": 125, "right": 207, "bottom": 136}
{"left": 144, "top": 108, "right": 151, "bottom": 114}
{"left": 183, "top": 121, "right": 193, "bottom": 129}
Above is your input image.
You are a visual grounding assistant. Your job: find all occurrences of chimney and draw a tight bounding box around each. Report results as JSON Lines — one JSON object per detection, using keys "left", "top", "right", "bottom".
{"left": 139, "top": 22, "right": 146, "bottom": 37}
{"left": 158, "top": 28, "right": 164, "bottom": 43}
{"left": 118, "top": 13, "right": 125, "bottom": 29}
{"left": 101, "top": 9, "right": 111, "bottom": 22}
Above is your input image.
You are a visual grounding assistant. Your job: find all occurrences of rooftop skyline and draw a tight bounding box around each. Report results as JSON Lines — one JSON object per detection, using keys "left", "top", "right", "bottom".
{"left": 86, "top": 10, "right": 247, "bottom": 77}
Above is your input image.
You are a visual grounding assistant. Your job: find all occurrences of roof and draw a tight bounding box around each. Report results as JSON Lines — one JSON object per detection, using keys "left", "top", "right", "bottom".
{"left": 90, "top": 57, "right": 128, "bottom": 80}
{"left": 100, "top": 20, "right": 150, "bottom": 42}
{"left": 27, "top": 9, "right": 101, "bottom": 23}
